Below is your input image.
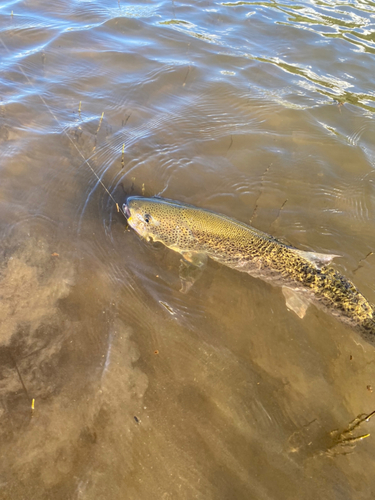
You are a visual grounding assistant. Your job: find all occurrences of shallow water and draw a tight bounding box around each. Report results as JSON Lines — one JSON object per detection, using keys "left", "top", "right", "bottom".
{"left": 1, "top": 0, "right": 375, "bottom": 498}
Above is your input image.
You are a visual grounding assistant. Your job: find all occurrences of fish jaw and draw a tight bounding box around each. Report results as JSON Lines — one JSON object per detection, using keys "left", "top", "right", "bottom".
{"left": 123, "top": 203, "right": 131, "bottom": 218}
{"left": 128, "top": 214, "right": 148, "bottom": 238}
{"left": 123, "top": 203, "right": 147, "bottom": 238}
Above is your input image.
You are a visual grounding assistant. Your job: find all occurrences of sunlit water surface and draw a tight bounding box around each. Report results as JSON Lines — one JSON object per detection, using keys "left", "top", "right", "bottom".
{"left": 1, "top": 0, "right": 375, "bottom": 498}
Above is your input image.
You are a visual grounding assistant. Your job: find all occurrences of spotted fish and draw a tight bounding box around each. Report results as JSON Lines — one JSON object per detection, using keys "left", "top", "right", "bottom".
{"left": 124, "top": 196, "right": 375, "bottom": 345}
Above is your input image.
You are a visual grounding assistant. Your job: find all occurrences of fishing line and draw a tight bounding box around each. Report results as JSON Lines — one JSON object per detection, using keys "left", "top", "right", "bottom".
{"left": 0, "top": 36, "right": 127, "bottom": 220}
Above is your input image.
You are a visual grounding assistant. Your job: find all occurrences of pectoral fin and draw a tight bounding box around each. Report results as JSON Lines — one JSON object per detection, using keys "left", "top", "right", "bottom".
{"left": 181, "top": 252, "right": 207, "bottom": 268}
{"left": 179, "top": 252, "right": 207, "bottom": 293}
{"left": 282, "top": 287, "right": 309, "bottom": 319}
{"left": 293, "top": 249, "right": 340, "bottom": 269}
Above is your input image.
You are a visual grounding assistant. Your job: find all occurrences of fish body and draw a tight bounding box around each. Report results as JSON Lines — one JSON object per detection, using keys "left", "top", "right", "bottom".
{"left": 124, "top": 196, "right": 375, "bottom": 345}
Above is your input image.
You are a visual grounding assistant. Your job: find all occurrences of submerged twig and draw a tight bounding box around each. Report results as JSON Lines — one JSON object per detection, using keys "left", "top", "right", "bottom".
{"left": 269, "top": 199, "right": 288, "bottom": 231}
{"left": 353, "top": 251, "right": 374, "bottom": 274}
{"left": 121, "top": 143, "right": 125, "bottom": 169}
{"left": 227, "top": 135, "right": 233, "bottom": 152}
{"left": 92, "top": 111, "right": 104, "bottom": 152}
{"left": 183, "top": 65, "right": 191, "bottom": 87}
{"left": 122, "top": 113, "right": 131, "bottom": 127}
{"left": 250, "top": 163, "right": 272, "bottom": 224}
{"left": 96, "top": 111, "right": 104, "bottom": 134}
{"left": 9, "top": 350, "right": 30, "bottom": 401}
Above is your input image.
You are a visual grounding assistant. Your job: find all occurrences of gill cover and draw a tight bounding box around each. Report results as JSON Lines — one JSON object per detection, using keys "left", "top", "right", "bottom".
{"left": 125, "top": 196, "right": 196, "bottom": 250}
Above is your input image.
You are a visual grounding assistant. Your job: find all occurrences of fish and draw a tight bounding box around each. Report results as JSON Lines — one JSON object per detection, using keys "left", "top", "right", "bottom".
{"left": 124, "top": 196, "right": 375, "bottom": 346}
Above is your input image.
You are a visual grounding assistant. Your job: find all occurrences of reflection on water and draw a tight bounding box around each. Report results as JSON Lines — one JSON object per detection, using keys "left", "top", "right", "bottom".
{"left": 1, "top": 0, "right": 375, "bottom": 498}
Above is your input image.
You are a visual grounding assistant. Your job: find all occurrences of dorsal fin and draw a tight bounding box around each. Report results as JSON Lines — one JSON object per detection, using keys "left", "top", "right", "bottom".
{"left": 293, "top": 249, "right": 341, "bottom": 269}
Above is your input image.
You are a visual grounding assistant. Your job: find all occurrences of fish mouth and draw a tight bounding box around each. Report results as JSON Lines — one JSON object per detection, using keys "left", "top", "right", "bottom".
{"left": 122, "top": 203, "right": 131, "bottom": 218}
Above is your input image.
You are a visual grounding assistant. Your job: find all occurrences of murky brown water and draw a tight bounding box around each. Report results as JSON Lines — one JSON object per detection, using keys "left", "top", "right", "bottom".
{"left": 1, "top": 0, "right": 375, "bottom": 498}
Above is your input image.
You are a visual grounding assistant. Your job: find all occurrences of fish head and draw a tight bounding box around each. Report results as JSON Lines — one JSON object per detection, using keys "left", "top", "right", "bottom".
{"left": 123, "top": 196, "right": 195, "bottom": 249}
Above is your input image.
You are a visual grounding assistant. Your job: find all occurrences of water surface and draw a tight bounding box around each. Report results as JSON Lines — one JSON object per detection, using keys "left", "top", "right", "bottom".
{"left": 1, "top": 1, "right": 375, "bottom": 498}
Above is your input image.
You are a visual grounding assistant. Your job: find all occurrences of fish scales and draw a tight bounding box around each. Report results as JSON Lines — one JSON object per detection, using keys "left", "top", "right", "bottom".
{"left": 125, "top": 196, "right": 375, "bottom": 345}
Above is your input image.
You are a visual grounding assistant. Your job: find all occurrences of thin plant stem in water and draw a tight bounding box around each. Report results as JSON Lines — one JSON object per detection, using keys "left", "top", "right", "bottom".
{"left": 0, "top": 37, "right": 126, "bottom": 220}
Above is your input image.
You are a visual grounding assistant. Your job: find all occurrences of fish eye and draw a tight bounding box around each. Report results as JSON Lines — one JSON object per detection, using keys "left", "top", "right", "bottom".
{"left": 144, "top": 213, "right": 151, "bottom": 224}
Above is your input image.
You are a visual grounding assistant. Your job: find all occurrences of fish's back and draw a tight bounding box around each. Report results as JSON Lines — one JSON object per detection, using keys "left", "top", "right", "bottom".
{"left": 183, "top": 208, "right": 375, "bottom": 333}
